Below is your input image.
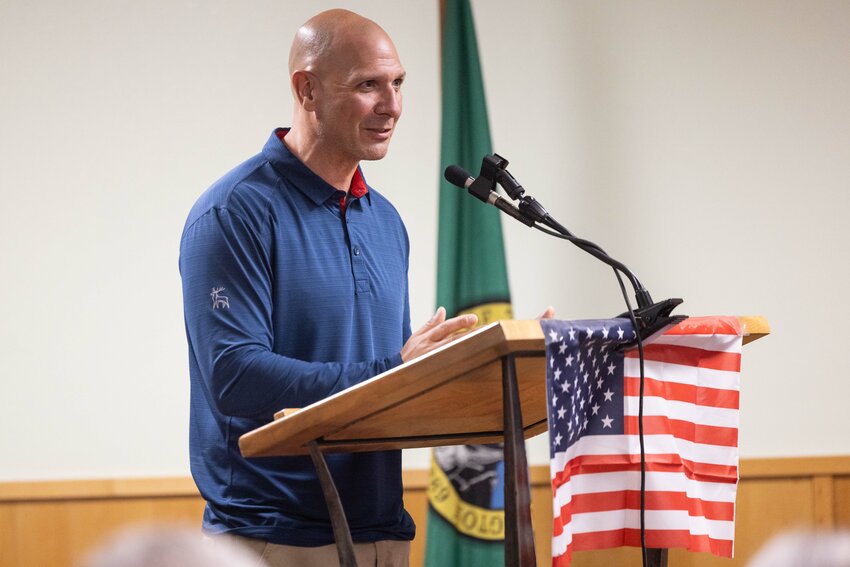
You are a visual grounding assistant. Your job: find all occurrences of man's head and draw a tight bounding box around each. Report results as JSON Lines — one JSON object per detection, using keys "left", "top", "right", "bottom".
{"left": 288, "top": 10, "right": 405, "bottom": 167}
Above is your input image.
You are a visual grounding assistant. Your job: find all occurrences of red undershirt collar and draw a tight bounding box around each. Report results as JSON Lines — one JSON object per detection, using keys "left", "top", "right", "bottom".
{"left": 276, "top": 129, "right": 368, "bottom": 213}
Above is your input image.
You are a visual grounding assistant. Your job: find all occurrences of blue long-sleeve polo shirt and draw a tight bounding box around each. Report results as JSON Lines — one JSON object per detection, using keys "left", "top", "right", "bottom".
{"left": 179, "top": 129, "right": 415, "bottom": 546}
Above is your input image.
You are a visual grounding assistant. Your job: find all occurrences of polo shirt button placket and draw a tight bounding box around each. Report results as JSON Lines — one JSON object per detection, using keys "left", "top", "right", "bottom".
{"left": 349, "top": 237, "right": 370, "bottom": 293}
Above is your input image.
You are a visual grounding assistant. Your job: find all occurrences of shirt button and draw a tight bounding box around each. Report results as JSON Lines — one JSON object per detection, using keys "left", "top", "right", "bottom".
{"left": 353, "top": 246, "right": 361, "bottom": 256}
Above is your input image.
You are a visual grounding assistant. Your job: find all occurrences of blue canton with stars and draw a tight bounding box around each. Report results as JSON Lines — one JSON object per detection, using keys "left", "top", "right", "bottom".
{"left": 540, "top": 318, "right": 635, "bottom": 458}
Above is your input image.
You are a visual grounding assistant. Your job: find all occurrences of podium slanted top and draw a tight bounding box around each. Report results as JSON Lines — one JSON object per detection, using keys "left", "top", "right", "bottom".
{"left": 239, "top": 317, "right": 769, "bottom": 458}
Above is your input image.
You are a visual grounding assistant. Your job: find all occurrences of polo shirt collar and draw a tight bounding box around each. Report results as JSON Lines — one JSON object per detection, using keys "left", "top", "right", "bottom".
{"left": 262, "top": 128, "right": 372, "bottom": 207}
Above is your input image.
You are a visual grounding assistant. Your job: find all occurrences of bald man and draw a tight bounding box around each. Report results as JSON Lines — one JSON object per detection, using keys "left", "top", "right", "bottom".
{"left": 179, "top": 10, "right": 475, "bottom": 567}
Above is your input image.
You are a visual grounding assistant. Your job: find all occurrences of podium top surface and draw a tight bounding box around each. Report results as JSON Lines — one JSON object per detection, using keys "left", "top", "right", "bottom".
{"left": 239, "top": 316, "right": 769, "bottom": 458}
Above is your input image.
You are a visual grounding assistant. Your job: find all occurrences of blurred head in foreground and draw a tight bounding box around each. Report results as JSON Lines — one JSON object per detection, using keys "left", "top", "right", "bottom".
{"left": 79, "top": 525, "right": 264, "bottom": 567}
{"left": 748, "top": 529, "right": 850, "bottom": 567}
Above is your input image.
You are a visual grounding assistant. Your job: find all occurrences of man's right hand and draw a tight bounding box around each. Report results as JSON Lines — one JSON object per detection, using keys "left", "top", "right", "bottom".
{"left": 400, "top": 307, "right": 478, "bottom": 363}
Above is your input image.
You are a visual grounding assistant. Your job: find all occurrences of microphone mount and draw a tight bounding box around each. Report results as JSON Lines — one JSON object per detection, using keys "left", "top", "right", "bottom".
{"left": 450, "top": 153, "right": 687, "bottom": 342}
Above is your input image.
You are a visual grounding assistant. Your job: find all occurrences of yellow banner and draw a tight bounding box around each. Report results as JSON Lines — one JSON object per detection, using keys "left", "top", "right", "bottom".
{"left": 459, "top": 301, "right": 512, "bottom": 327}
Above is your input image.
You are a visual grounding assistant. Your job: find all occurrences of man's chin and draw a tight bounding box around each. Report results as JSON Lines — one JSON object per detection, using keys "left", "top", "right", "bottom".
{"left": 358, "top": 142, "right": 392, "bottom": 161}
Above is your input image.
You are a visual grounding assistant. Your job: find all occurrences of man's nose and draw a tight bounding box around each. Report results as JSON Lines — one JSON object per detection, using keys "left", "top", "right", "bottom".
{"left": 376, "top": 86, "right": 402, "bottom": 118}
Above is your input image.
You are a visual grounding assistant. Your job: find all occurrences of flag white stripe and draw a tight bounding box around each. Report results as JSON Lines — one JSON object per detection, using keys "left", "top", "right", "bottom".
{"left": 570, "top": 509, "right": 735, "bottom": 540}
{"left": 553, "top": 478, "right": 572, "bottom": 515}
{"left": 550, "top": 433, "right": 738, "bottom": 471}
{"left": 553, "top": 470, "right": 738, "bottom": 516}
{"left": 569, "top": 470, "right": 737, "bottom": 501}
{"left": 552, "top": 527, "right": 571, "bottom": 556}
{"left": 624, "top": 396, "right": 739, "bottom": 427}
{"left": 624, "top": 359, "right": 740, "bottom": 390}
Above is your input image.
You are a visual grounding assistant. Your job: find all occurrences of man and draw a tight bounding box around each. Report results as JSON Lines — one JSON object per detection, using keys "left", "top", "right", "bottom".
{"left": 179, "top": 9, "right": 476, "bottom": 567}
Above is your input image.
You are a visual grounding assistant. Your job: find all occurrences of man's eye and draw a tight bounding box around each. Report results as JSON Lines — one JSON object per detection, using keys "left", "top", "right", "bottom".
{"left": 392, "top": 79, "right": 404, "bottom": 90}
{"left": 361, "top": 81, "right": 376, "bottom": 89}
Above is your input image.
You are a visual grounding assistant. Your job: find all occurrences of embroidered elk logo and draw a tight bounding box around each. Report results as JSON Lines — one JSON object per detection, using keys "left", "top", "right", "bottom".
{"left": 210, "top": 287, "right": 230, "bottom": 310}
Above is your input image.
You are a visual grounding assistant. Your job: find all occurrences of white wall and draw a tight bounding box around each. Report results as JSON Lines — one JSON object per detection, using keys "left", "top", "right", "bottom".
{"left": 1, "top": 0, "right": 847, "bottom": 481}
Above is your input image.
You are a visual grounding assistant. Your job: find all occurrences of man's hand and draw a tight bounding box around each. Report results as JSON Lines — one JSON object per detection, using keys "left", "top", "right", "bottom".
{"left": 401, "top": 307, "right": 478, "bottom": 362}
{"left": 538, "top": 306, "right": 556, "bottom": 320}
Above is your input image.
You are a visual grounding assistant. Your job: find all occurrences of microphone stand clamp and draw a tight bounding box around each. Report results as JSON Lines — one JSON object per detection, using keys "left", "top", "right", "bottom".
{"left": 618, "top": 297, "right": 688, "bottom": 347}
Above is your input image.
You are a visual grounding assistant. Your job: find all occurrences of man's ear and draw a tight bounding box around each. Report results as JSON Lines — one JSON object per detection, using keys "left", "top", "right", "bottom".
{"left": 292, "top": 70, "right": 317, "bottom": 111}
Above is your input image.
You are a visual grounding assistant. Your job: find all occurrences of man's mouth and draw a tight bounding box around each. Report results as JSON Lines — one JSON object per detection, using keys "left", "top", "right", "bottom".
{"left": 365, "top": 127, "right": 393, "bottom": 139}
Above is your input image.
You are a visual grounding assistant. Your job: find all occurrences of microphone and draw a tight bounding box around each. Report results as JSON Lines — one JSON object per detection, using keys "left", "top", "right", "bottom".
{"left": 444, "top": 165, "right": 473, "bottom": 190}
{"left": 444, "top": 165, "right": 534, "bottom": 227}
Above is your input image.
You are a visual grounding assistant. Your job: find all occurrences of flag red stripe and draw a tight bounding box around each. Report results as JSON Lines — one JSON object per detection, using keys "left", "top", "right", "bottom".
{"left": 623, "top": 376, "right": 739, "bottom": 409}
{"left": 553, "top": 551, "right": 573, "bottom": 567}
{"left": 664, "top": 316, "right": 742, "bottom": 336}
{"left": 623, "top": 415, "right": 739, "bottom": 447}
{"left": 553, "top": 490, "right": 735, "bottom": 525}
{"left": 569, "top": 528, "right": 733, "bottom": 557}
{"left": 625, "top": 344, "right": 741, "bottom": 372}
{"left": 552, "top": 454, "right": 738, "bottom": 486}
{"left": 553, "top": 492, "right": 735, "bottom": 537}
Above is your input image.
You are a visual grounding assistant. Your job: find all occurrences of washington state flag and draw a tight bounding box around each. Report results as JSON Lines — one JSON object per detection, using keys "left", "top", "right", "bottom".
{"left": 424, "top": 0, "right": 512, "bottom": 565}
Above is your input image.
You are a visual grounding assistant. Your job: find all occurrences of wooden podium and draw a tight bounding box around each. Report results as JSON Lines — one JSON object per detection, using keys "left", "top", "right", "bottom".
{"left": 240, "top": 317, "right": 768, "bottom": 567}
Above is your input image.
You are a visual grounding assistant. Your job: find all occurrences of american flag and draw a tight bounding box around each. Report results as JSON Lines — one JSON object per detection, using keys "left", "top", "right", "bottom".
{"left": 540, "top": 316, "right": 743, "bottom": 566}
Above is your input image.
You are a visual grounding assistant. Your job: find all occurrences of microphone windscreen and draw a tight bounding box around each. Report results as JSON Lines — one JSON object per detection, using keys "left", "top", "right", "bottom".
{"left": 444, "top": 165, "right": 472, "bottom": 188}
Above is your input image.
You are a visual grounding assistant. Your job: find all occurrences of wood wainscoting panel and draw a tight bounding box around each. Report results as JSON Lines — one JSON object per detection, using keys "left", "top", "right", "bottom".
{"left": 834, "top": 475, "right": 850, "bottom": 526}
{"left": 1, "top": 456, "right": 848, "bottom": 567}
{"left": 0, "top": 496, "right": 204, "bottom": 567}
{"left": 0, "top": 504, "right": 19, "bottom": 567}
{"left": 401, "top": 469, "right": 429, "bottom": 567}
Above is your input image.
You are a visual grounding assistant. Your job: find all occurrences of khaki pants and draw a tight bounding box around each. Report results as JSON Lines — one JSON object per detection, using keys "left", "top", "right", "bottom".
{"left": 228, "top": 535, "right": 410, "bottom": 567}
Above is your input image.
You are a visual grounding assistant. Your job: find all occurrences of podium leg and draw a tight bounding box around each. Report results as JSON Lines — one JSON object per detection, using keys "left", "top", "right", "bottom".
{"left": 647, "top": 548, "right": 668, "bottom": 567}
{"left": 307, "top": 440, "right": 358, "bottom": 567}
{"left": 502, "top": 354, "right": 537, "bottom": 567}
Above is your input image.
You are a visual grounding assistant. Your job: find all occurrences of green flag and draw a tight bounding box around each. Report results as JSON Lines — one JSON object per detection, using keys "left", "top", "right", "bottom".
{"left": 424, "top": 0, "right": 511, "bottom": 564}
